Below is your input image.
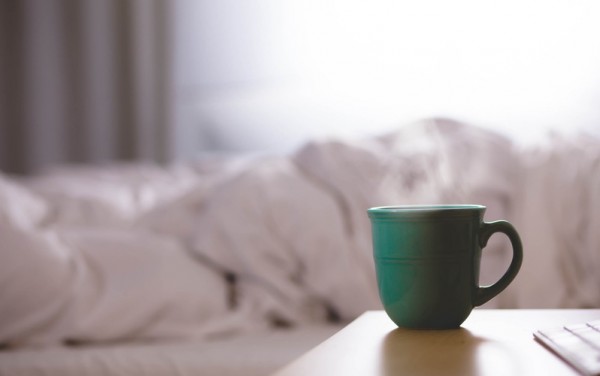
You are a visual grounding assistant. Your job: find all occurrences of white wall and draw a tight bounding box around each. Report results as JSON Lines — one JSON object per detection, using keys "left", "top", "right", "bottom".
{"left": 173, "top": 0, "right": 600, "bottom": 157}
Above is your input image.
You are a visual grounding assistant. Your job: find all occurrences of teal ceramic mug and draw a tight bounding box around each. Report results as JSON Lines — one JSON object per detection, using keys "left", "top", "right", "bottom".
{"left": 367, "top": 205, "right": 523, "bottom": 329}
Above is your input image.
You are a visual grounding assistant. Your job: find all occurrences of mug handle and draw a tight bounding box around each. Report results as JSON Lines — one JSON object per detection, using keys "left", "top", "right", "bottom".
{"left": 474, "top": 220, "right": 523, "bottom": 306}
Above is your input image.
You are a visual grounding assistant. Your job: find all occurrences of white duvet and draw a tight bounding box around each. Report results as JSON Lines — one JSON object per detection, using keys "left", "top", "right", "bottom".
{"left": 0, "top": 118, "right": 598, "bottom": 347}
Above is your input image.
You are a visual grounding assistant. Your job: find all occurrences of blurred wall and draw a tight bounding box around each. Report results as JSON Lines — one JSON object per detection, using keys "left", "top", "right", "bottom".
{"left": 173, "top": 0, "right": 600, "bottom": 156}
{"left": 3, "top": 0, "right": 600, "bottom": 173}
{"left": 0, "top": 0, "right": 172, "bottom": 175}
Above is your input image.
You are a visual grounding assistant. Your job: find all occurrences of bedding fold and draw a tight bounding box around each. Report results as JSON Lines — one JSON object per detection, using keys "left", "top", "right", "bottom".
{"left": 1, "top": 118, "right": 598, "bottom": 347}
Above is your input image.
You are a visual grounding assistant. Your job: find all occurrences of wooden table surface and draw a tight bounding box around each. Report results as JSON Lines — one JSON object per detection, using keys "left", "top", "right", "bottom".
{"left": 273, "top": 309, "right": 600, "bottom": 376}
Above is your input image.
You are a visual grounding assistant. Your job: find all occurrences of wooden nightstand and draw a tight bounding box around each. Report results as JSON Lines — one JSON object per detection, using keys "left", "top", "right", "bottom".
{"left": 273, "top": 309, "right": 600, "bottom": 376}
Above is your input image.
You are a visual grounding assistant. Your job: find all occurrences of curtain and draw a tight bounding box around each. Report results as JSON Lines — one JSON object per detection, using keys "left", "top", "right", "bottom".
{"left": 0, "top": 0, "right": 172, "bottom": 174}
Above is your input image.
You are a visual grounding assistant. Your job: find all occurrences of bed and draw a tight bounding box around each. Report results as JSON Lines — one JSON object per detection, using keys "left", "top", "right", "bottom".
{"left": 1, "top": 118, "right": 599, "bottom": 375}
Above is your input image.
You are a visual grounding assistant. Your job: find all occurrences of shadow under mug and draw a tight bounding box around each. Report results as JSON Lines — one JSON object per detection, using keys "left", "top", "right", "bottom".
{"left": 367, "top": 205, "right": 523, "bottom": 329}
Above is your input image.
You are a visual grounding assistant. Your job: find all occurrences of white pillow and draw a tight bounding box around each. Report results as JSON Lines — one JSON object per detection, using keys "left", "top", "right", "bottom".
{"left": 0, "top": 174, "right": 48, "bottom": 229}
{"left": 24, "top": 164, "right": 200, "bottom": 227}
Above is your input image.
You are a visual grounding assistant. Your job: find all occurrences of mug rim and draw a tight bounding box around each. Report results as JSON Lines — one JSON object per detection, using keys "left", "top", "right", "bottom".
{"left": 367, "top": 204, "right": 486, "bottom": 218}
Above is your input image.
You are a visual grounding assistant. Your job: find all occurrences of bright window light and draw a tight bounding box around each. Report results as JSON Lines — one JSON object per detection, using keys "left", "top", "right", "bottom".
{"left": 175, "top": 0, "right": 600, "bottom": 153}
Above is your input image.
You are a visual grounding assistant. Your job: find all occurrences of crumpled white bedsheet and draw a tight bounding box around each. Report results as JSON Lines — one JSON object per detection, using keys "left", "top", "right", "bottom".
{"left": 0, "top": 118, "right": 597, "bottom": 347}
{"left": 505, "top": 133, "right": 600, "bottom": 308}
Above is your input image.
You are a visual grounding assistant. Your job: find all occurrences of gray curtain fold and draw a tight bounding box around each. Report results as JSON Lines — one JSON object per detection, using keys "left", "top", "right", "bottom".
{"left": 0, "top": 0, "right": 172, "bottom": 175}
